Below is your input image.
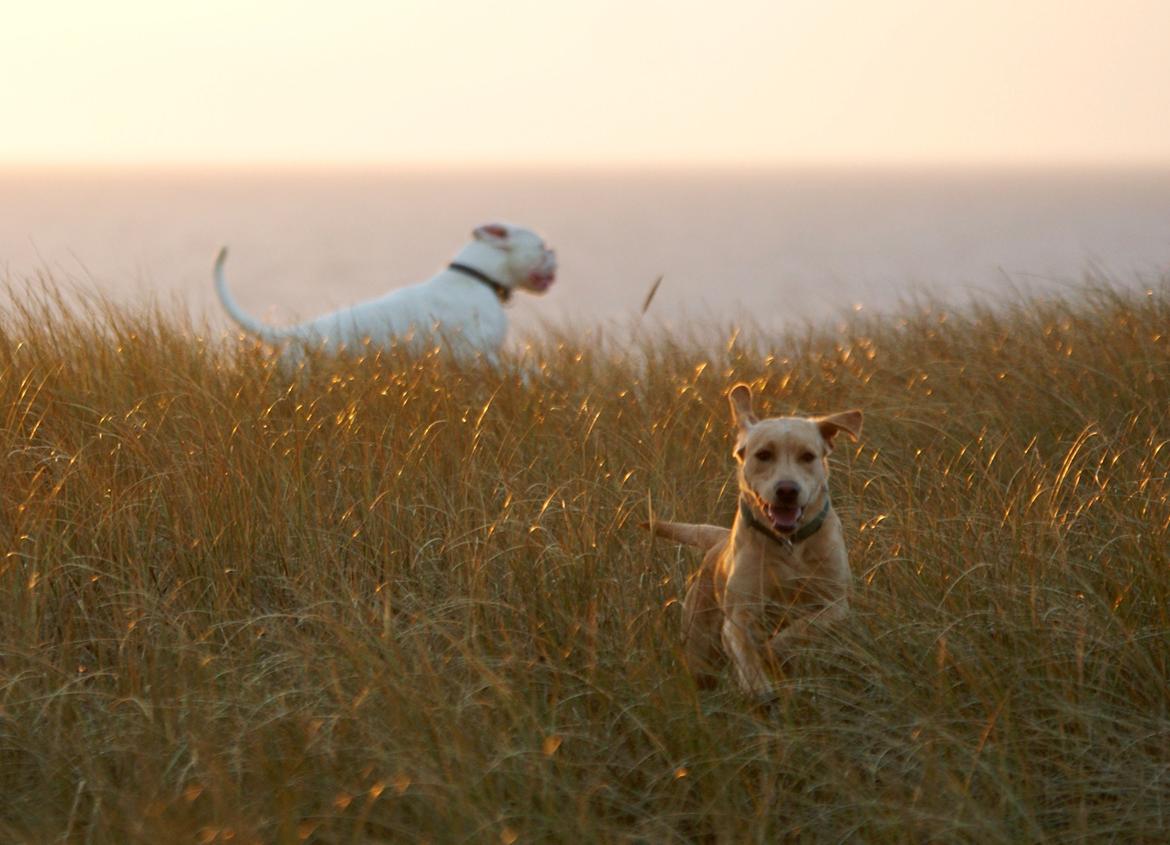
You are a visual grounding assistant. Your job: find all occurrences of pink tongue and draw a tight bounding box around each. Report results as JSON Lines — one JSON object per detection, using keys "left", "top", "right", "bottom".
{"left": 768, "top": 505, "right": 802, "bottom": 532}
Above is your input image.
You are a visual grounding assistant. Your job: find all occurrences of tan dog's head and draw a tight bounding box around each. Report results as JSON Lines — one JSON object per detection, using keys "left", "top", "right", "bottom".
{"left": 729, "top": 383, "right": 862, "bottom": 534}
{"left": 472, "top": 223, "right": 557, "bottom": 294}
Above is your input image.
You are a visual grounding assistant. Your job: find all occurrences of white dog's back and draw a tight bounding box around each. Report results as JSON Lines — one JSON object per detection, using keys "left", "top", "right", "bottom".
{"left": 213, "top": 223, "right": 556, "bottom": 362}
{"left": 298, "top": 279, "right": 506, "bottom": 355}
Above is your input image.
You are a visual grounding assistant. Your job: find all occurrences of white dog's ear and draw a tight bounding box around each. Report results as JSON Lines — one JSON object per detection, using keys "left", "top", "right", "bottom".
{"left": 473, "top": 223, "right": 511, "bottom": 244}
{"left": 816, "top": 410, "right": 863, "bottom": 450}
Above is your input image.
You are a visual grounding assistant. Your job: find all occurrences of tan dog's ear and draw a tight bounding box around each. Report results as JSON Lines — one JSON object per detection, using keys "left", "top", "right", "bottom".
{"left": 728, "top": 383, "right": 757, "bottom": 429}
{"left": 817, "top": 410, "right": 863, "bottom": 450}
{"left": 728, "top": 383, "right": 757, "bottom": 460}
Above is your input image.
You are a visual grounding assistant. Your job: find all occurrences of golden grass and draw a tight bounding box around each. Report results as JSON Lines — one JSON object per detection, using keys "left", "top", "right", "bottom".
{"left": 1, "top": 277, "right": 1169, "bottom": 843}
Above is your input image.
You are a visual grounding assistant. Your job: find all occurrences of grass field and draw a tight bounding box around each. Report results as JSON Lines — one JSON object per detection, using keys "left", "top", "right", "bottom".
{"left": 1, "top": 278, "right": 1169, "bottom": 843}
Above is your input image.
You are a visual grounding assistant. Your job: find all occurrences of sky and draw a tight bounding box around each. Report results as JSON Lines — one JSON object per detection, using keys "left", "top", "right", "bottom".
{"left": 2, "top": 0, "right": 1169, "bottom": 167}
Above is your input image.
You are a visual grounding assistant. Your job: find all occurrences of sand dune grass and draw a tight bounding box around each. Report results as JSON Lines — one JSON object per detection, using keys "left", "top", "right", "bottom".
{"left": 1, "top": 278, "right": 1169, "bottom": 842}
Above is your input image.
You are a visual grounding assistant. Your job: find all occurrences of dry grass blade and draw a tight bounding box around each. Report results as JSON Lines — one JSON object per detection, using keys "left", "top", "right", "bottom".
{"left": 640, "top": 274, "right": 664, "bottom": 316}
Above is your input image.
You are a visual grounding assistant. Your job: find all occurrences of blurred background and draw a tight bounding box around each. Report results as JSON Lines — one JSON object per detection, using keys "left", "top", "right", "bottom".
{"left": 2, "top": 0, "right": 1168, "bottom": 329}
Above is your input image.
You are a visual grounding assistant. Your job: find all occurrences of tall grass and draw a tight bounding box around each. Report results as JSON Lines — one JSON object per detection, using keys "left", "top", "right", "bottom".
{"left": 1, "top": 276, "right": 1168, "bottom": 843}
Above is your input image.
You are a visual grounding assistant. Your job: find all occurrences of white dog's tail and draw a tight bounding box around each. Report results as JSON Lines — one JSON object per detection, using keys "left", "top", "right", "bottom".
{"left": 214, "top": 247, "right": 287, "bottom": 343}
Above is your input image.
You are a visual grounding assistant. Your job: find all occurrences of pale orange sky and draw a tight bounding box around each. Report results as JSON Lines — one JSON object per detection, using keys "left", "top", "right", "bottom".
{"left": 2, "top": 0, "right": 1169, "bottom": 167}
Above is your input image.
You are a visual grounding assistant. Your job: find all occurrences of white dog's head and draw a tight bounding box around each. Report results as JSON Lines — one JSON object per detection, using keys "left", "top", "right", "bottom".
{"left": 729, "top": 383, "right": 862, "bottom": 535}
{"left": 471, "top": 223, "right": 557, "bottom": 294}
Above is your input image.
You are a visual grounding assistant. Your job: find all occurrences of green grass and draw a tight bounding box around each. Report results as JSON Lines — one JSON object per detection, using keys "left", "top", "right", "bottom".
{"left": 1, "top": 278, "right": 1169, "bottom": 843}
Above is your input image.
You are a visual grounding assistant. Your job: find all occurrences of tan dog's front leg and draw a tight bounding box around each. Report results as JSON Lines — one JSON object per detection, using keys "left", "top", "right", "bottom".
{"left": 763, "top": 600, "right": 849, "bottom": 664}
{"left": 721, "top": 608, "right": 779, "bottom": 702}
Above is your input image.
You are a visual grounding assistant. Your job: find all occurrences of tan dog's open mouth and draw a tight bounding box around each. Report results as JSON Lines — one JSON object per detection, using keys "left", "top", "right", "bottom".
{"left": 750, "top": 492, "right": 804, "bottom": 534}
{"left": 768, "top": 503, "right": 803, "bottom": 533}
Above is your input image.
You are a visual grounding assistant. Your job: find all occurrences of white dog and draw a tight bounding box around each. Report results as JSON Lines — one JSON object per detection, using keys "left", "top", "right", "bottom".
{"left": 213, "top": 223, "right": 556, "bottom": 363}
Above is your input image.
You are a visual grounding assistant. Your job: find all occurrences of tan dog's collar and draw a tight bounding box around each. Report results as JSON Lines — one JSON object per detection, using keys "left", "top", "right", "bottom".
{"left": 738, "top": 496, "right": 831, "bottom": 548}
{"left": 449, "top": 262, "right": 511, "bottom": 303}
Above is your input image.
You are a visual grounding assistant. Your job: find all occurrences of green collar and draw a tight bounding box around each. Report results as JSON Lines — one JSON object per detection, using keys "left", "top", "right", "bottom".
{"left": 738, "top": 495, "right": 831, "bottom": 547}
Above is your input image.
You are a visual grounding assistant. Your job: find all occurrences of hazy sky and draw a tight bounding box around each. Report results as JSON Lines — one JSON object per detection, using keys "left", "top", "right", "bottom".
{"left": 3, "top": 0, "right": 1169, "bottom": 167}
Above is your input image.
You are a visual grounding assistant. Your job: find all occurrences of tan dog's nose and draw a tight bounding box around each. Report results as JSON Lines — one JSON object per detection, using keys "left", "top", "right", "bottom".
{"left": 774, "top": 481, "right": 801, "bottom": 505}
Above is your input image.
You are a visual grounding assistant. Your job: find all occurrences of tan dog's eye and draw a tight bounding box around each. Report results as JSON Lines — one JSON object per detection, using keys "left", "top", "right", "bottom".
{"left": 800, "top": 450, "right": 817, "bottom": 463}
{"left": 754, "top": 449, "right": 774, "bottom": 462}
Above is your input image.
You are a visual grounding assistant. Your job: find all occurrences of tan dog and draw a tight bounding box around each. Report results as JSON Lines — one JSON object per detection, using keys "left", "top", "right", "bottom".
{"left": 648, "top": 383, "right": 862, "bottom": 702}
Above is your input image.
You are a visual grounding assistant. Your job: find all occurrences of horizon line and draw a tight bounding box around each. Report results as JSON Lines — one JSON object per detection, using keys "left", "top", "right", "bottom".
{"left": 4, "top": 156, "right": 1170, "bottom": 174}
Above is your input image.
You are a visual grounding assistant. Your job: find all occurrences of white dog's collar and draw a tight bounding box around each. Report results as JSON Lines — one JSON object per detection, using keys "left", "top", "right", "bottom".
{"left": 448, "top": 262, "right": 511, "bottom": 303}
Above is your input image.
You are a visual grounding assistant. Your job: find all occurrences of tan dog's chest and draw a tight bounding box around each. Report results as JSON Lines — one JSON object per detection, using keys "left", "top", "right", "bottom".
{"left": 713, "top": 522, "right": 847, "bottom": 622}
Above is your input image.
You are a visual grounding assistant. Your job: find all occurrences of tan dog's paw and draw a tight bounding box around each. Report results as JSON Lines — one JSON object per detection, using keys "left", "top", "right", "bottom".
{"left": 751, "top": 687, "right": 785, "bottom": 715}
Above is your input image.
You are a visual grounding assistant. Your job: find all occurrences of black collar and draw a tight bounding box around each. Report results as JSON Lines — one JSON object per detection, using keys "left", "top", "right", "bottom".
{"left": 448, "top": 262, "right": 511, "bottom": 303}
{"left": 738, "top": 495, "right": 831, "bottom": 548}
